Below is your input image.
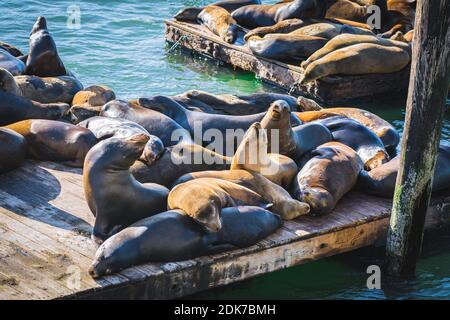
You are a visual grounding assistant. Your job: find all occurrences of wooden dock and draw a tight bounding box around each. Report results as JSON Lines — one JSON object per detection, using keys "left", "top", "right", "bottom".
{"left": 0, "top": 160, "right": 449, "bottom": 299}
{"left": 164, "top": 20, "right": 411, "bottom": 104}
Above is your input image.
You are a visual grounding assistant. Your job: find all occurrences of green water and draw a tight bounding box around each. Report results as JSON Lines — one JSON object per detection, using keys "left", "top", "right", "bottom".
{"left": 2, "top": 0, "right": 449, "bottom": 299}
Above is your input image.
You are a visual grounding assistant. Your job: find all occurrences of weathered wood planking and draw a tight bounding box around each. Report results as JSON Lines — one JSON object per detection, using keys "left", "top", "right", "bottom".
{"left": 0, "top": 161, "right": 449, "bottom": 300}
{"left": 164, "top": 20, "right": 411, "bottom": 104}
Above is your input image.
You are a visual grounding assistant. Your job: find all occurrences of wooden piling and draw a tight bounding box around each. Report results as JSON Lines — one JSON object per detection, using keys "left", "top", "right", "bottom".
{"left": 385, "top": 0, "right": 450, "bottom": 276}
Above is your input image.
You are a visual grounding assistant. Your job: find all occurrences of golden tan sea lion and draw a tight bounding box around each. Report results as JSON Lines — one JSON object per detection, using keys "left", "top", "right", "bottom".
{"left": 300, "top": 43, "right": 410, "bottom": 84}
{"left": 174, "top": 0, "right": 262, "bottom": 21}
{"left": 380, "top": 0, "right": 416, "bottom": 38}
{"left": 198, "top": 6, "right": 239, "bottom": 43}
{"left": 289, "top": 21, "right": 374, "bottom": 39}
{"left": 69, "top": 85, "right": 115, "bottom": 123}
{"left": 293, "top": 141, "right": 364, "bottom": 215}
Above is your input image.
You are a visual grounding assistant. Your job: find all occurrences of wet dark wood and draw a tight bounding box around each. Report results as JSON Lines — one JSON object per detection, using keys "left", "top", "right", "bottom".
{"left": 164, "top": 20, "right": 411, "bottom": 104}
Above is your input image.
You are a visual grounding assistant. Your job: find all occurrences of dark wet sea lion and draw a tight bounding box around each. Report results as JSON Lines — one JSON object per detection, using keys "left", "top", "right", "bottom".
{"left": 0, "top": 48, "right": 25, "bottom": 76}
{"left": 358, "top": 144, "right": 450, "bottom": 198}
{"left": 69, "top": 85, "right": 116, "bottom": 123}
{"left": 0, "top": 128, "right": 27, "bottom": 174}
{"left": 198, "top": 6, "right": 239, "bottom": 44}
{"left": 131, "top": 143, "right": 231, "bottom": 187}
{"left": 77, "top": 116, "right": 165, "bottom": 164}
{"left": 230, "top": 122, "right": 298, "bottom": 188}
{"left": 15, "top": 75, "right": 83, "bottom": 104}
{"left": 25, "top": 16, "right": 67, "bottom": 77}
{"left": 232, "top": 0, "right": 327, "bottom": 29}
{"left": 0, "top": 41, "right": 24, "bottom": 57}
{"left": 5, "top": 119, "right": 97, "bottom": 167}
{"left": 0, "top": 91, "right": 69, "bottom": 126}
{"left": 174, "top": 0, "right": 261, "bottom": 21}
{"left": 100, "top": 99, "right": 193, "bottom": 146}
{"left": 169, "top": 177, "right": 273, "bottom": 232}
{"left": 293, "top": 141, "right": 364, "bottom": 215}
{"left": 260, "top": 100, "right": 332, "bottom": 164}
{"left": 173, "top": 90, "right": 300, "bottom": 115}
{"left": 174, "top": 169, "right": 310, "bottom": 220}
{"left": 83, "top": 134, "right": 169, "bottom": 244}
{"left": 89, "top": 206, "right": 281, "bottom": 278}
{"left": 0, "top": 67, "right": 22, "bottom": 96}
{"left": 315, "top": 116, "right": 389, "bottom": 170}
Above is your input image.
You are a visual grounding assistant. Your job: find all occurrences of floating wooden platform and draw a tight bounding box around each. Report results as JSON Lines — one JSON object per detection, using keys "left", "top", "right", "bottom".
{"left": 0, "top": 160, "right": 449, "bottom": 300}
{"left": 164, "top": 20, "right": 411, "bottom": 104}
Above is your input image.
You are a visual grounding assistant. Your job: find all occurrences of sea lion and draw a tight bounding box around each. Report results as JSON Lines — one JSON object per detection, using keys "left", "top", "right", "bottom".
{"left": 0, "top": 48, "right": 25, "bottom": 76}
{"left": 231, "top": 0, "right": 327, "bottom": 29}
{"left": 198, "top": 6, "right": 239, "bottom": 44}
{"left": 168, "top": 177, "right": 272, "bottom": 232}
{"left": 301, "top": 33, "right": 411, "bottom": 69}
{"left": 358, "top": 144, "right": 450, "bottom": 198}
{"left": 247, "top": 34, "right": 327, "bottom": 63}
{"left": 325, "top": 0, "right": 371, "bottom": 22}
{"left": 244, "top": 18, "right": 319, "bottom": 42}
{"left": 14, "top": 75, "right": 83, "bottom": 104}
{"left": 5, "top": 119, "right": 97, "bottom": 167}
{"left": 295, "top": 107, "right": 400, "bottom": 150}
{"left": 174, "top": 170, "right": 310, "bottom": 221}
{"left": 380, "top": 0, "right": 416, "bottom": 38}
{"left": 315, "top": 116, "right": 389, "bottom": 170}
{"left": 77, "top": 116, "right": 165, "bottom": 165}
{"left": 69, "top": 85, "right": 115, "bottom": 123}
{"left": 288, "top": 21, "right": 374, "bottom": 38}
{"left": 140, "top": 95, "right": 301, "bottom": 153}
{"left": 88, "top": 206, "right": 281, "bottom": 278}
{"left": 83, "top": 134, "right": 169, "bottom": 243}
{"left": 260, "top": 100, "right": 333, "bottom": 164}
{"left": 130, "top": 143, "right": 232, "bottom": 187}
{"left": 293, "top": 141, "right": 364, "bottom": 215}
{"left": 25, "top": 16, "right": 67, "bottom": 77}
{"left": 0, "top": 41, "right": 24, "bottom": 57}
{"left": 174, "top": 0, "right": 261, "bottom": 21}
{"left": 100, "top": 99, "right": 193, "bottom": 146}
{"left": 173, "top": 89, "right": 300, "bottom": 115}
{"left": 0, "top": 91, "right": 69, "bottom": 126}
{"left": 300, "top": 43, "right": 410, "bottom": 84}
{"left": 0, "top": 128, "right": 27, "bottom": 174}
{"left": 0, "top": 67, "right": 22, "bottom": 96}
{"left": 230, "top": 122, "right": 298, "bottom": 188}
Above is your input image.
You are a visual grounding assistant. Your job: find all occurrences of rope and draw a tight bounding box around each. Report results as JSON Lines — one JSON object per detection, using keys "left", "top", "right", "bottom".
{"left": 167, "top": 35, "right": 194, "bottom": 53}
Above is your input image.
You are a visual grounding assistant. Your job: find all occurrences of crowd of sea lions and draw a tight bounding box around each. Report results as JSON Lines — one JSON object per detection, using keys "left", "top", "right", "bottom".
{"left": 1, "top": 10, "right": 449, "bottom": 279}
{"left": 174, "top": 0, "right": 415, "bottom": 82}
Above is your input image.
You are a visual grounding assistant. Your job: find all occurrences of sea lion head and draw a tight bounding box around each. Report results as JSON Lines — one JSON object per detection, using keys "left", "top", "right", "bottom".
{"left": 30, "top": 16, "right": 47, "bottom": 35}
{"left": 100, "top": 99, "right": 131, "bottom": 119}
{"left": 0, "top": 67, "right": 22, "bottom": 95}
{"left": 89, "top": 240, "right": 120, "bottom": 278}
{"left": 224, "top": 24, "right": 239, "bottom": 44}
{"left": 268, "top": 100, "right": 291, "bottom": 122}
{"left": 364, "top": 149, "right": 389, "bottom": 171}
{"left": 174, "top": 7, "right": 203, "bottom": 22}
{"left": 193, "top": 197, "right": 223, "bottom": 233}
{"left": 139, "top": 135, "right": 165, "bottom": 165}
{"left": 299, "top": 187, "right": 335, "bottom": 216}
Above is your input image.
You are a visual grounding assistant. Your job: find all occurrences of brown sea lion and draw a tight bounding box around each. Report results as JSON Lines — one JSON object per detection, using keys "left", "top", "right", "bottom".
{"left": 198, "top": 6, "right": 239, "bottom": 44}
{"left": 0, "top": 48, "right": 25, "bottom": 76}
{"left": 289, "top": 21, "right": 374, "bottom": 38}
{"left": 174, "top": 0, "right": 261, "bottom": 21}
{"left": 174, "top": 170, "right": 310, "bottom": 221}
{"left": 380, "top": 0, "right": 416, "bottom": 38}
{"left": 260, "top": 100, "right": 333, "bottom": 164}
{"left": 358, "top": 144, "right": 450, "bottom": 197}
{"left": 295, "top": 107, "right": 400, "bottom": 150}
{"left": 15, "top": 75, "right": 83, "bottom": 104}
{"left": 325, "top": 0, "right": 371, "bottom": 22}
{"left": 0, "top": 128, "right": 27, "bottom": 174}
{"left": 231, "top": 0, "right": 327, "bottom": 29}
{"left": 301, "top": 33, "right": 410, "bottom": 69}
{"left": 173, "top": 90, "right": 300, "bottom": 115}
{"left": 230, "top": 122, "right": 298, "bottom": 188}
{"left": 89, "top": 206, "right": 281, "bottom": 278}
{"left": 244, "top": 18, "right": 319, "bottom": 41}
{"left": 300, "top": 43, "right": 410, "bottom": 84}
{"left": 168, "top": 177, "right": 272, "bottom": 232}
{"left": 0, "top": 41, "right": 24, "bottom": 57}
{"left": 314, "top": 116, "right": 389, "bottom": 170}
{"left": 25, "top": 16, "right": 67, "bottom": 77}
{"left": 5, "top": 119, "right": 97, "bottom": 167}
{"left": 100, "top": 99, "right": 193, "bottom": 146}
{"left": 83, "top": 134, "right": 169, "bottom": 244}
{"left": 68, "top": 85, "right": 115, "bottom": 123}
{"left": 293, "top": 141, "right": 364, "bottom": 215}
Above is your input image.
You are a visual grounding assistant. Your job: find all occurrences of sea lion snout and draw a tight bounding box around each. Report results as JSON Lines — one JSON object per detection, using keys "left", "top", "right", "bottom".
{"left": 301, "top": 188, "right": 335, "bottom": 216}
{"left": 270, "top": 100, "right": 290, "bottom": 120}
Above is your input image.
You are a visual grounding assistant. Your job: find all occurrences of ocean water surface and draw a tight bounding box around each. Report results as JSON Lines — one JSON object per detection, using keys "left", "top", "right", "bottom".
{"left": 1, "top": 0, "right": 449, "bottom": 299}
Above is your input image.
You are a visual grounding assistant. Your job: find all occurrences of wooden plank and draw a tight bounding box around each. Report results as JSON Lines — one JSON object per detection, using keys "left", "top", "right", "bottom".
{"left": 164, "top": 20, "right": 411, "bottom": 104}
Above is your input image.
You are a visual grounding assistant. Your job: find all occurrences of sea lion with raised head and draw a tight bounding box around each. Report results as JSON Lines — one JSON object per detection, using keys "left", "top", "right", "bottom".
{"left": 198, "top": 6, "right": 239, "bottom": 44}
{"left": 315, "top": 116, "right": 389, "bottom": 170}
{"left": 89, "top": 206, "right": 281, "bottom": 278}
{"left": 83, "top": 134, "right": 169, "bottom": 244}
{"left": 69, "top": 85, "right": 116, "bottom": 123}
{"left": 168, "top": 177, "right": 272, "bottom": 232}
{"left": 0, "top": 48, "right": 25, "bottom": 76}
{"left": 293, "top": 141, "right": 364, "bottom": 215}
{"left": 25, "top": 16, "right": 67, "bottom": 77}
{"left": 5, "top": 119, "right": 97, "bottom": 167}
{"left": 300, "top": 43, "right": 410, "bottom": 84}
{"left": 15, "top": 75, "right": 83, "bottom": 104}
{"left": 358, "top": 144, "right": 450, "bottom": 197}
{"left": 0, "top": 128, "right": 27, "bottom": 174}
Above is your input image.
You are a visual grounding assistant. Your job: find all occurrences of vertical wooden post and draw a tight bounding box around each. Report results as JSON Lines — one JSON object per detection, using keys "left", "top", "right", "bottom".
{"left": 385, "top": 0, "right": 450, "bottom": 276}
